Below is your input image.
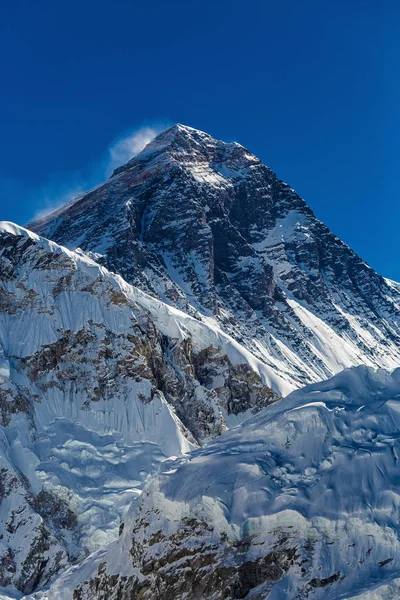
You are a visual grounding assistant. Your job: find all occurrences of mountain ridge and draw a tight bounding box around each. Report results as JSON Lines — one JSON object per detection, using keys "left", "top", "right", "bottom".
{"left": 0, "top": 220, "right": 286, "bottom": 593}
{"left": 27, "top": 125, "right": 400, "bottom": 389}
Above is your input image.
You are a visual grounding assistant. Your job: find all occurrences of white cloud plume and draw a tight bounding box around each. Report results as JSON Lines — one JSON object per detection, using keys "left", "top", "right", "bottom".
{"left": 19, "top": 123, "right": 169, "bottom": 223}
{"left": 106, "top": 126, "right": 163, "bottom": 175}
{"left": 30, "top": 182, "right": 85, "bottom": 222}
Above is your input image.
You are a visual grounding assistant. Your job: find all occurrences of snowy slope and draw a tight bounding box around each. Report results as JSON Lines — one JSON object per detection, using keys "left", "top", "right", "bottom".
{"left": 28, "top": 125, "right": 400, "bottom": 389}
{"left": 47, "top": 366, "right": 400, "bottom": 600}
{"left": 0, "top": 222, "right": 280, "bottom": 595}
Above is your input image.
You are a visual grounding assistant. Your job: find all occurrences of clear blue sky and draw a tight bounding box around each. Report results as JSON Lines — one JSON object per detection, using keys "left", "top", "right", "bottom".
{"left": 1, "top": 0, "right": 399, "bottom": 279}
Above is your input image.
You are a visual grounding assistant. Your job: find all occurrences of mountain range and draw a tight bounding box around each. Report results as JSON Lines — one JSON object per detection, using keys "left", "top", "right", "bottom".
{"left": 0, "top": 125, "right": 399, "bottom": 599}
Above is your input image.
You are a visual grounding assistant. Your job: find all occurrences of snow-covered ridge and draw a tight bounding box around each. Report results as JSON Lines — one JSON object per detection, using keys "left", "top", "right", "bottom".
{"left": 56, "top": 366, "right": 400, "bottom": 600}
{"left": 0, "top": 222, "right": 283, "bottom": 596}
{"left": 0, "top": 221, "right": 292, "bottom": 394}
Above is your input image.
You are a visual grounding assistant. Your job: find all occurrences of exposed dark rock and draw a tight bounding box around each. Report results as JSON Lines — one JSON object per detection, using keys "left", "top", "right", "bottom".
{"left": 308, "top": 572, "right": 343, "bottom": 588}
{"left": 32, "top": 490, "right": 78, "bottom": 532}
{"left": 15, "top": 524, "right": 65, "bottom": 594}
{"left": 28, "top": 124, "right": 400, "bottom": 387}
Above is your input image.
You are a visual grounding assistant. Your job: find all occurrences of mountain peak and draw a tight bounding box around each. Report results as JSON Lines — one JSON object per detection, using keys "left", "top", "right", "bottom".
{"left": 27, "top": 123, "right": 400, "bottom": 396}
{"left": 136, "top": 123, "right": 223, "bottom": 157}
{"left": 6, "top": 123, "right": 400, "bottom": 598}
{"left": 109, "top": 123, "right": 249, "bottom": 179}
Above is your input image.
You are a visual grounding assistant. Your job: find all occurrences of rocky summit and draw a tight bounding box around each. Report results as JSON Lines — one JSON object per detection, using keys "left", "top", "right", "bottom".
{"left": 0, "top": 125, "right": 399, "bottom": 599}
{"left": 30, "top": 125, "right": 400, "bottom": 390}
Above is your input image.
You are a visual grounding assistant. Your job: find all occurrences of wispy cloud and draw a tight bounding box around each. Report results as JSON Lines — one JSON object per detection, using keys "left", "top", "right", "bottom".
{"left": 30, "top": 180, "right": 86, "bottom": 222}
{"left": 5, "top": 123, "right": 169, "bottom": 225}
{"left": 0, "top": 172, "right": 85, "bottom": 225}
{"left": 106, "top": 126, "right": 163, "bottom": 175}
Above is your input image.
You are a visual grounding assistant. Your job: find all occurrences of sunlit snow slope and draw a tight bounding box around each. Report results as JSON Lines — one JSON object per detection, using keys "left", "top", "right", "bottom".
{"left": 55, "top": 366, "right": 400, "bottom": 600}
{"left": 0, "top": 222, "right": 280, "bottom": 595}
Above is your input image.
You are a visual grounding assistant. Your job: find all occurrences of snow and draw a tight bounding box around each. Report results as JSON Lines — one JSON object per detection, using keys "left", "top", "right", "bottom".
{"left": 31, "top": 365, "right": 400, "bottom": 599}
{"left": 2, "top": 122, "right": 400, "bottom": 598}
{"left": 385, "top": 278, "right": 400, "bottom": 293}
{"left": 0, "top": 225, "right": 201, "bottom": 568}
{"left": 0, "top": 222, "right": 297, "bottom": 592}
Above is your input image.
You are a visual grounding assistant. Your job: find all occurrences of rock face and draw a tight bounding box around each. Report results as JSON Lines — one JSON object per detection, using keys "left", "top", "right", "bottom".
{"left": 0, "top": 440, "right": 69, "bottom": 595}
{"left": 67, "top": 367, "right": 400, "bottom": 600}
{"left": 0, "top": 223, "right": 278, "bottom": 594}
{"left": 29, "top": 125, "right": 400, "bottom": 389}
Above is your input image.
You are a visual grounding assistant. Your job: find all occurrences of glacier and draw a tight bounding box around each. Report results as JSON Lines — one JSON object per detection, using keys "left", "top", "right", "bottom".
{"left": 42, "top": 366, "right": 400, "bottom": 600}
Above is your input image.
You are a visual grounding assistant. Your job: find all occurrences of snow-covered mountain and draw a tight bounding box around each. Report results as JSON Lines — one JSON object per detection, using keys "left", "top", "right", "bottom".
{"left": 37, "top": 366, "right": 400, "bottom": 600}
{"left": 0, "top": 124, "right": 399, "bottom": 598}
{"left": 29, "top": 125, "right": 400, "bottom": 389}
{"left": 0, "top": 222, "right": 280, "bottom": 595}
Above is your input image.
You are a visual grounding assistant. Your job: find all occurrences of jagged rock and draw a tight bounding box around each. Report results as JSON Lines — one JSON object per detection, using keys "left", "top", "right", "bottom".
{"left": 29, "top": 125, "right": 400, "bottom": 389}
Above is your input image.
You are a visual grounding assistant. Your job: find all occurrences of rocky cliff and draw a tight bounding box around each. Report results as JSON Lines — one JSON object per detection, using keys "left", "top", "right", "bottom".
{"left": 29, "top": 125, "right": 400, "bottom": 389}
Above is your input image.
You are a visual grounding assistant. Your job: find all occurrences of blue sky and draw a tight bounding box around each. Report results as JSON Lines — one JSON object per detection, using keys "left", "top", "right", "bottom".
{"left": 1, "top": 0, "right": 399, "bottom": 279}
